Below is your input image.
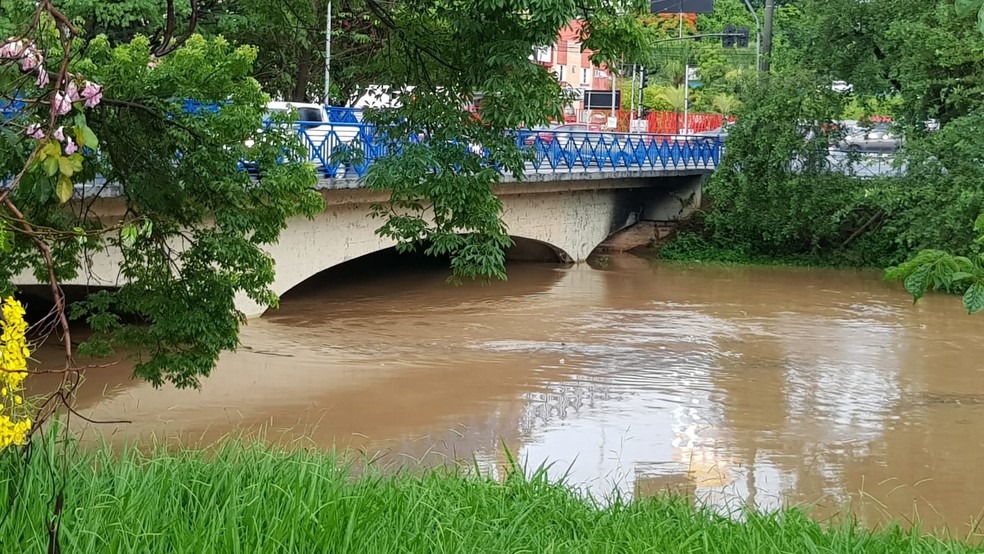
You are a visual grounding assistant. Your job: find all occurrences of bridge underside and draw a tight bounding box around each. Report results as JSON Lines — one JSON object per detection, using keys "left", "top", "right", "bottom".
{"left": 15, "top": 174, "right": 707, "bottom": 318}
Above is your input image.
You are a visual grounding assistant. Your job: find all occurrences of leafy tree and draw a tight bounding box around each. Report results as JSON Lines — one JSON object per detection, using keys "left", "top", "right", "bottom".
{"left": 2, "top": 0, "right": 650, "bottom": 397}
{"left": 882, "top": 112, "right": 984, "bottom": 310}
{"left": 785, "top": 0, "right": 984, "bottom": 127}
{"left": 710, "top": 93, "right": 741, "bottom": 116}
{"left": 209, "top": 0, "right": 387, "bottom": 102}
{"left": 879, "top": 2, "right": 984, "bottom": 313}
{"left": 1, "top": 5, "right": 323, "bottom": 390}
{"left": 654, "top": 59, "right": 686, "bottom": 88}
{"left": 654, "top": 85, "right": 686, "bottom": 112}
{"left": 642, "top": 85, "right": 674, "bottom": 111}
{"left": 692, "top": 70, "right": 897, "bottom": 263}
{"left": 350, "top": 0, "right": 648, "bottom": 280}
{"left": 48, "top": 0, "right": 385, "bottom": 103}
{"left": 696, "top": 0, "right": 756, "bottom": 36}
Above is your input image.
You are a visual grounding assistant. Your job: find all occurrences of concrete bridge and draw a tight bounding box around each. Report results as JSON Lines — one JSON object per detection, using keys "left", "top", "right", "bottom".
{"left": 14, "top": 125, "right": 720, "bottom": 317}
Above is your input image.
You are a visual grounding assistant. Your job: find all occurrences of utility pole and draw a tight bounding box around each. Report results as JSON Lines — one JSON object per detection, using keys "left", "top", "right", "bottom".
{"left": 324, "top": 0, "right": 332, "bottom": 105}
{"left": 683, "top": 64, "right": 691, "bottom": 135}
{"left": 740, "top": 0, "right": 762, "bottom": 74}
{"left": 610, "top": 67, "right": 617, "bottom": 125}
{"left": 762, "top": 0, "right": 774, "bottom": 74}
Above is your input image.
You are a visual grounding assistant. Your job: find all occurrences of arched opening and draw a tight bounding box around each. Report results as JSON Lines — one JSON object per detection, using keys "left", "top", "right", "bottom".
{"left": 13, "top": 284, "right": 116, "bottom": 323}
{"left": 505, "top": 236, "right": 572, "bottom": 263}
{"left": 275, "top": 236, "right": 572, "bottom": 312}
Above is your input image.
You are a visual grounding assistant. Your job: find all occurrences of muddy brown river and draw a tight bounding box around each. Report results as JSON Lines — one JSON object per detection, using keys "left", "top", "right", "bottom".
{"left": 31, "top": 253, "right": 984, "bottom": 537}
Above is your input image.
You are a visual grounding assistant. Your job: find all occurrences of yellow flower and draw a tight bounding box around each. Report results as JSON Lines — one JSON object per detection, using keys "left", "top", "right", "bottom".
{"left": 0, "top": 297, "right": 31, "bottom": 449}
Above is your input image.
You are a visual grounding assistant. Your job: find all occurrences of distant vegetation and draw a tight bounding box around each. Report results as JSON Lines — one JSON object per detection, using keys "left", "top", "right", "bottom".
{"left": 658, "top": 0, "right": 984, "bottom": 315}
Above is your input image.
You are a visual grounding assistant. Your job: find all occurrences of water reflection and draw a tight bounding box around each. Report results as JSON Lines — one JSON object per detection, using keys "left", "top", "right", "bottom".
{"left": 31, "top": 253, "right": 984, "bottom": 537}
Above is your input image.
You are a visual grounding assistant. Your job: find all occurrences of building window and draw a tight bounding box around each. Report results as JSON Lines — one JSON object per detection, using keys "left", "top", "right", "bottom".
{"left": 557, "top": 66, "right": 565, "bottom": 82}
{"left": 582, "top": 68, "right": 590, "bottom": 84}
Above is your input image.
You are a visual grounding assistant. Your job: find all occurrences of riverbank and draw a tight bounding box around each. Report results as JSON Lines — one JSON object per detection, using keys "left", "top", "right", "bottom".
{"left": 652, "top": 227, "right": 887, "bottom": 269}
{"left": 1, "top": 441, "right": 979, "bottom": 553}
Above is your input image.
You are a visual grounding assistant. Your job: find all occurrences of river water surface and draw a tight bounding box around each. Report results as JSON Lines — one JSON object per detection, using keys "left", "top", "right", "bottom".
{"left": 42, "top": 254, "right": 984, "bottom": 537}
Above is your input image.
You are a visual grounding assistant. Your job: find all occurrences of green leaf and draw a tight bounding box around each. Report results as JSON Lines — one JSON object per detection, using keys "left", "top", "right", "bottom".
{"left": 120, "top": 223, "right": 138, "bottom": 248}
{"left": 40, "top": 140, "right": 61, "bottom": 159}
{"left": 979, "top": 5, "right": 984, "bottom": 35}
{"left": 80, "top": 125, "right": 99, "bottom": 149}
{"left": 904, "top": 264, "right": 932, "bottom": 301}
{"left": 58, "top": 155, "right": 74, "bottom": 177}
{"left": 42, "top": 157, "right": 59, "bottom": 177}
{"left": 0, "top": 221, "right": 11, "bottom": 253}
{"left": 950, "top": 271, "right": 977, "bottom": 283}
{"left": 974, "top": 213, "right": 984, "bottom": 234}
{"left": 55, "top": 174, "right": 73, "bottom": 203}
{"left": 956, "top": 0, "right": 984, "bottom": 17}
{"left": 68, "top": 153, "right": 84, "bottom": 173}
{"left": 962, "top": 281, "right": 984, "bottom": 313}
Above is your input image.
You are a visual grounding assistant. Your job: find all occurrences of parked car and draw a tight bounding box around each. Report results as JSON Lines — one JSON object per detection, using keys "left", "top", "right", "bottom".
{"left": 838, "top": 123, "right": 902, "bottom": 153}
{"left": 696, "top": 121, "right": 734, "bottom": 141}
{"left": 524, "top": 123, "right": 586, "bottom": 146}
{"left": 523, "top": 123, "right": 629, "bottom": 149}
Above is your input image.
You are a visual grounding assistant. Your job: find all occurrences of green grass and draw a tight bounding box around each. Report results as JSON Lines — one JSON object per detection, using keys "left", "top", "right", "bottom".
{"left": 1, "top": 439, "right": 981, "bottom": 553}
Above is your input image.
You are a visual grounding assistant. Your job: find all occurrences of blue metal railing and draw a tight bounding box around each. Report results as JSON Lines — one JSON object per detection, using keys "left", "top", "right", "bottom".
{"left": 286, "top": 122, "right": 723, "bottom": 180}
{"left": 514, "top": 129, "right": 721, "bottom": 173}
{"left": 2, "top": 101, "right": 723, "bottom": 187}
{"left": 324, "top": 107, "right": 363, "bottom": 124}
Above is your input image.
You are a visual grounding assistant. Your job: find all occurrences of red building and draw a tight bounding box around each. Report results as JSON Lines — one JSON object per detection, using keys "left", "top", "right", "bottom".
{"left": 532, "top": 20, "right": 614, "bottom": 123}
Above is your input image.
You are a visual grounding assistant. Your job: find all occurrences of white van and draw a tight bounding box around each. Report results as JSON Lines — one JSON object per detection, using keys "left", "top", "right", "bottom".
{"left": 265, "top": 101, "right": 362, "bottom": 175}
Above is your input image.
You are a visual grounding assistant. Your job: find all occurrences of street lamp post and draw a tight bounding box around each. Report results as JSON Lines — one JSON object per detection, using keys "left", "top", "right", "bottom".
{"left": 324, "top": 0, "right": 332, "bottom": 106}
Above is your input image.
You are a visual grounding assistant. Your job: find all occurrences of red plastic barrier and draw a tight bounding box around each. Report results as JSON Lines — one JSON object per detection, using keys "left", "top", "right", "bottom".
{"left": 646, "top": 111, "right": 725, "bottom": 134}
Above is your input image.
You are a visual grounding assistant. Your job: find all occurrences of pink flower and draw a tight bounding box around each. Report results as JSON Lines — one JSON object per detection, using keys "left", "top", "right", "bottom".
{"left": 147, "top": 55, "right": 158, "bottom": 69}
{"left": 64, "top": 137, "right": 78, "bottom": 155}
{"left": 20, "top": 53, "right": 37, "bottom": 70}
{"left": 35, "top": 70, "right": 49, "bottom": 87}
{"left": 0, "top": 40, "right": 25, "bottom": 59}
{"left": 52, "top": 126, "right": 64, "bottom": 141}
{"left": 81, "top": 82, "right": 102, "bottom": 108}
{"left": 18, "top": 45, "right": 42, "bottom": 70}
{"left": 51, "top": 91, "right": 71, "bottom": 115}
{"left": 65, "top": 81, "right": 80, "bottom": 103}
{"left": 25, "top": 124, "right": 44, "bottom": 139}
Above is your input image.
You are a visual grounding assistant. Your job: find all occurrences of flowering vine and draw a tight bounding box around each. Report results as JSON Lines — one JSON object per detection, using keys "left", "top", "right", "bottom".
{"left": 1, "top": 34, "right": 103, "bottom": 204}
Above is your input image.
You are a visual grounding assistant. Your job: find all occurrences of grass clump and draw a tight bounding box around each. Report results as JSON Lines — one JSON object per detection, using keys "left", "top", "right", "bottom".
{"left": 0, "top": 439, "right": 981, "bottom": 553}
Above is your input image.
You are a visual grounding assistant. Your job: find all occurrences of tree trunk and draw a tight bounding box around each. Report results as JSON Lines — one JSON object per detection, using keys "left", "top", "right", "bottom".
{"left": 292, "top": 52, "right": 313, "bottom": 102}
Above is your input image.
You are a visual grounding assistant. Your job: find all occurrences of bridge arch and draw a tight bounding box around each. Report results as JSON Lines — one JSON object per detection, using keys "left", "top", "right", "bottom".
{"left": 261, "top": 234, "right": 573, "bottom": 316}
{"left": 229, "top": 180, "right": 710, "bottom": 317}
